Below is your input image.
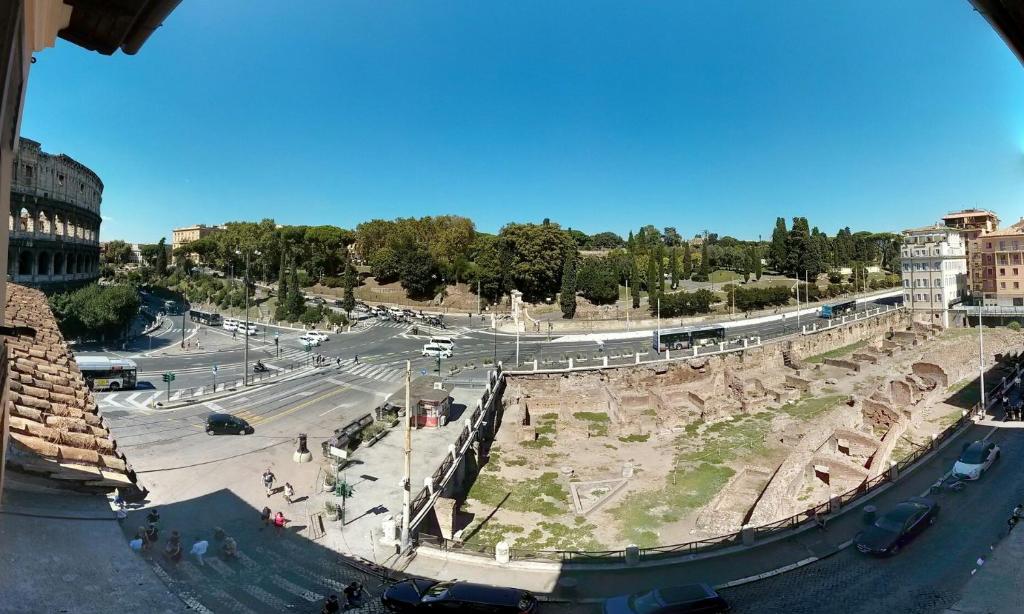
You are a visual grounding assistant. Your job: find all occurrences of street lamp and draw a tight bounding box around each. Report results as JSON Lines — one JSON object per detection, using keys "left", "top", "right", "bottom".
{"left": 236, "top": 248, "right": 261, "bottom": 386}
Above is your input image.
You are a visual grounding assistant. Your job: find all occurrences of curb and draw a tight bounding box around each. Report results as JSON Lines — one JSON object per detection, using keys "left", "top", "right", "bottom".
{"left": 153, "top": 365, "right": 318, "bottom": 409}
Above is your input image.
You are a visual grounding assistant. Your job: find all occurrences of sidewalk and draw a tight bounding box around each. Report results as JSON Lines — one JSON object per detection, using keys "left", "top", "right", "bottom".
{"left": 398, "top": 419, "right": 984, "bottom": 600}
{"left": 943, "top": 514, "right": 1024, "bottom": 613}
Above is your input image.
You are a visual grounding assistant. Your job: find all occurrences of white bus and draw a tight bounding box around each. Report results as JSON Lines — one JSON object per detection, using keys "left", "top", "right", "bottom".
{"left": 75, "top": 356, "right": 138, "bottom": 391}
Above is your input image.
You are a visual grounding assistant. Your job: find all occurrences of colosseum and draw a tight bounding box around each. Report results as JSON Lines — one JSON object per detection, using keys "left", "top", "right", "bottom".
{"left": 7, "top": 138, "right": 102, "bottom": 289}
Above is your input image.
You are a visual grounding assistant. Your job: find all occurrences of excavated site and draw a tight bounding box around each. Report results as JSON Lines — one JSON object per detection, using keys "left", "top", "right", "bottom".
{"left": 458, "top": 313, "right": 1024, "bottom": 552}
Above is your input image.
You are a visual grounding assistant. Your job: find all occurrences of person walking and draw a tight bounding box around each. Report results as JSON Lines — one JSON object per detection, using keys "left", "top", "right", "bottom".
{"left": 190, "top": 539, "right": 209, "bottom": 566}
{"left": 283, "top": 482, "right": 294, "bottom": 505}
{"left": 260, "top": 506, "right": 272, "bottom": 528}
{"left": 343, "top": 582, "right": 363, "bottom": 608}
{"left": 321, "top": 594, "right": 340, "bottom": 614}
{"left": 262, "top": 468, "right": 276, "bottom": 497}
{"left": 164, "top": 531, "right": 182, "bottom": 564}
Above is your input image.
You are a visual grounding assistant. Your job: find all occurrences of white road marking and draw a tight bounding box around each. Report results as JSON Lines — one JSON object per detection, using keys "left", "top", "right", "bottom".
{"left": 102, "top": 394, "right": 125, "bottom": 408}
{"left": 204, "top": 401, "right": 224, "bottom": 413}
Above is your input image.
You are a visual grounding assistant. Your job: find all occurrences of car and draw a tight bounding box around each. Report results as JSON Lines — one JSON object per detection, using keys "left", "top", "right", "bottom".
{"left": 222, "top": 318, "right": 238, "bottom": 331}
{"left": 854, "top": 497, "right": 939, "bottom": 556}
{"left": 422, "top": 343, "right": 453, "bottom": 358}
{"left": 312, "top": 297, "right": 326, "bottom": 306}
{"left": 205, "top": 413, "right": 253, "bottom": 435}
{"left": 381, "top": 579, "right": 538, "bottom": 613}
{"left": 241, "top": 324, "right": 258, "bottom": 335}
{"left": 952, "top": 440, "right": 1000, "bottom": 480}
{"left": 298, "top": 334, "right": 321, "bottom": 347}
{"left": 307, "top": 331, "right": 329, "bottom": 342}
{"left": 603, "top": 583, "right": 730, "bottom": 614}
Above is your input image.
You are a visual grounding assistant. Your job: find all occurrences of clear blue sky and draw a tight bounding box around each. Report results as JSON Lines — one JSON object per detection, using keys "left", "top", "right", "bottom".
{"left": 21, "top": 1, "right": 1024, "bottom": 243}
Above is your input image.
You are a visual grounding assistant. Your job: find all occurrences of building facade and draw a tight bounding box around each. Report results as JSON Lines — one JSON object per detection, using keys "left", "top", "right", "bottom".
{"left": 900, "top": 224, "right": 967, "bottom": 328}
{"left": 970, "top": 219, "right": 1024, "bottom": 307}
{"left": 7, "top": 138, "right": 102, "bottom": 288}
{"left": 171, "top": 223, "right": 222, "bottom": 264}
{"left": 942, "top": 209, "right": 999, "bottom": 300}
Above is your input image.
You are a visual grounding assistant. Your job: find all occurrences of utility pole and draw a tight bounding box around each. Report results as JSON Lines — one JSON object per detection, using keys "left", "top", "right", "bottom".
{"left": 477, "top": 279, "right": 481, "bottom": 317}
{"left": 795, "top": 278, "right": 801, "bottom": 334}
{"left": 238, "top": 249, "right": 261, "bottom": 386}
{"left": 625, "top": 278, "right": 630, "bottom": 330}
{"left": 400, "top": 360, "right": 412, "bottom": 551}
{"left": 979, "top": 308, "right": 986, "bottom": 409}
{"left": 180, "top": 289, "right": 187, "bottom": 349}
{"left": 657, "top": 296, "right": 661, "bottom": 352}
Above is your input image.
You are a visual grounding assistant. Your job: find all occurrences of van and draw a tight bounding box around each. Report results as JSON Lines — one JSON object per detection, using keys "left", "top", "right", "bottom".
{"left": 223, "top": 318, "right": 238, "bottom": 331}
{"left": 422, "top": 343, "right": 453, "bottom": 358}
{"left": 430, "top": 337, "right": 455, "bottom": 350}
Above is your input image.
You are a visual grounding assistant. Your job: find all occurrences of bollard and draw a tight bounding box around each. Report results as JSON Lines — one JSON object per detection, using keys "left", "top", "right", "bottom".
{"left": 603, "top": 356, "right": 608, "bottom": 367}
{"left": 569, "top": 358, "right": 574, "bottom": 369}
{"left": 666, "top": 349, "right": 670, "bottom": 360}
{"left": 294, "top": 433, "right": 312, "bottom": 463}
{"left": 533, "top": 359, "right": 538, "bottom": 371}
{"left": 495, "top": 541, "right": 511, "bottom": 564}
{"left": 624, "top": 544, "right": 640, "bottom": 565}
{"left": 635, "top": 353, "right": 641, "bottom": 364}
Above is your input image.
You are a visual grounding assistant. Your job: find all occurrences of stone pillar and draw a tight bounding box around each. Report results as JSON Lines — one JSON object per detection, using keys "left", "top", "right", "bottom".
{"left": 568, "top": 357, "right": 574, "bottom": 369}
{"left": 603, "top": 356, "right": 608, "bottom": 367}
{"left": 635, "top": 353, "right": 641, "bottom": 364}
{"left": 495, "top": 541, "right": 511, "bottom": 564}
{"left": 434, "top": 496, "right": 458, "bottom": 540}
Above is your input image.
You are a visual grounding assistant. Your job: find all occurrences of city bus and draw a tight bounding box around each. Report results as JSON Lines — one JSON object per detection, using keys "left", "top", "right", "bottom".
{"left": 820, "top": 299, "right": 856, "bottom": 319}
{"left": 653, "top": 325, "right": 727, "bottom": 352}
{"left": 189, "top": 309, "right": 222, "bottom": 326}
{"left": 75, "top": 356, "right": 138, "bottom": 391}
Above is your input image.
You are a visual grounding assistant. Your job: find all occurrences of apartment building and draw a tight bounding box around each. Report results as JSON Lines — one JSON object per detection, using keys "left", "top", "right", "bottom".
{"left": 900, "top": 224, "right": 967, "bottom": 328}
{"left": 171, "top": 223, "right": 223, "bottom": 264}
{"left": 971, "top": 218, "right": 1024, "bottom": 307}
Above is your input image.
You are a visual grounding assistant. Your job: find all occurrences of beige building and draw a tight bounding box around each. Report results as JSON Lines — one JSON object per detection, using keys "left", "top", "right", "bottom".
{"left": 900, "top": 224, "right": 967, "bottom": 328}
{"left": 971, "top": 219, "right": 1024, "bottom": 307}
{"left": 171, "top": 223, "right": 223, "bottom": 264}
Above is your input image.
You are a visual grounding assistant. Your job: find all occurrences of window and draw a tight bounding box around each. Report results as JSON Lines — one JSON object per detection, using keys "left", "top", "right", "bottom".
{"left": 1000, "top": 241, "right": 1007, "bottom": 250}
{"left": 24, "top": 165, "right": 33, "bottom": 179}
{"left": 935, "top": 294, "right": 941, "bottom": 302}
{"left": 935, "top": 279, "right": 942, "bottom": 287}
{"left": 905, "top": 294, "right": 911, "bottom": 303}
{"left": 1001, "top": 268, "right": 1006, "bottom": 275}
{"left": 1015, "top": 298, "right": 1024, "bottom": 307}
{"left": 1015, "top": 282, "right": 1020, "bottom": 290}
{"left": 1016, "top": 269, "right": 1020, "bottom": 276}
{"left": 987, "top": 243, "right": 993, "bottom": 249}
{"left": 57, "top": 173, "right": 64, "bottom": 186}
{"left": 1001, "top": 282, "right": 1006, "bottom": 289}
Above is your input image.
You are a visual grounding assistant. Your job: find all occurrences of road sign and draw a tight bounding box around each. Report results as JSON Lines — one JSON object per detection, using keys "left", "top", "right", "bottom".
{"left": 212, "top": 365, "right": 218, "bottom": 374}
{"left": 161, "top": 372, "right": 176, "bottom": 383}
{"left": 420, "top": 368, "right": 427, "bottom": 376}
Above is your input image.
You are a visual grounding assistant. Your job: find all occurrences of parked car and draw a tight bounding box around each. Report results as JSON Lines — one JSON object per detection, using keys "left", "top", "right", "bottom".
{"left": 381, "top": 579, "right": 538, "bottom": 613}
{"left": 603, "top": 583, "right": 730, "bottom": 614}
{"left": 952, "top": 440, "right": 1000, "bottom": 480}
{"left": 205, "top": 413, "right": 253, "bottom": 435}
{"left": 854, "top": 497, "right": 939, "bottom": 556}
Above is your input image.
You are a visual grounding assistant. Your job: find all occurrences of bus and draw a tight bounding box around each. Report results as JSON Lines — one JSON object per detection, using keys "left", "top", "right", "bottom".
{"left": 190, "top": 309, "right": 222, "bottom": 326}
{"left": 653, "top": 325, "right": 727, "bottom": 352}
{"left": 821, "top": 299, "right": 856, "bottom": 319}
{"left": 75, "top": 356, "right": 138, "bottom": 391}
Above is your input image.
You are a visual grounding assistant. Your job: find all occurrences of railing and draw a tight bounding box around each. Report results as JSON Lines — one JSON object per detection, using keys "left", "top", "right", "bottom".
{"left": 152, "top": 356, "right": 315, "bottom": 405}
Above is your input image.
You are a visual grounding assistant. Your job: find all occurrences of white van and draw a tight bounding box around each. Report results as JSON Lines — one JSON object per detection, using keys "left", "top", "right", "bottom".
{"left": 429, "top": 337, "right": 455, "bottom": 350}
{"left": 223, "top": 318, "right": 239, "bottom": 331}
{"left": 422, "top": 343, "right": 453, "bottom": 358}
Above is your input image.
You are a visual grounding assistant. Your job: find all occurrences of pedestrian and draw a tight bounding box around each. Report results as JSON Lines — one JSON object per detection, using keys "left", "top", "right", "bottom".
{"left": 190, "top": 539, "right": 209, "bottom": 566}
{"left": 221, "top": 536, "right": 238, "bottom": 560}
{"left": 136, "top": 526, "right": 153, "bottom": 551}
{"left": 273, "top": 511, "right": 288, "bottom": 535}
{"left": 164, "top": 531, "right": 182, "bottom": 563}
{"left": 129, "top": 535, "right": 144, "bottom": 552}
{"left": 262, "top": 467, "right": 276, "bottom": 497}
{"left": 354, "top": 354, "right": 359, "bottom": 365}
{"left": 283, "top": 482, "right": 294, "bottom": 505}
{"left": 343, "top": 582, "right": 363, "bottom": 608}
{"left": 146, "top": 508, "right": 160, "bottom": 530}
{"left": 321, "top": 594, "right": 341, "bottom": 614}
{"left": 260, "top": 506, "right": 271, "bottom": 528}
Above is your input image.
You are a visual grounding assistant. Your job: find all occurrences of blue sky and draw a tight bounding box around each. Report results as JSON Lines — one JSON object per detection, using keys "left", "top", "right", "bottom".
{"left": 21, "top": 1, "right": 1024, "bottom": 243}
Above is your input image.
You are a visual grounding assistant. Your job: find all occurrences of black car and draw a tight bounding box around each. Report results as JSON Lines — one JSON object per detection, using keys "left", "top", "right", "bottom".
{"left": 205, "top": 413, "right": 253, "bottom": 435}
{"left": 382, "top": 579, "right": 538, "bottom": 613}
{"left": 854, "top": 497, "right": 939, "bottom": 555}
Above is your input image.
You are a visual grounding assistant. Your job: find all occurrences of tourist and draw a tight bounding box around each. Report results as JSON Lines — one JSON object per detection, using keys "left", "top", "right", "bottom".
{"left": 343, "top": 582, "right": 363, "bottom": 608}
{"left": 321, "top": 594, "right": 340, "bottom": 614}
{"left": 262, "top": 467, "right": 276, "bottom": 497}
{"left": 221, "top": 536, "right": 238, "bottom": 560}
{"left": 260, "top": 506, "right": 272, "bottom": 528}
{"left": 273, "top": 511, "right": 289, "bottom": 535}
{"left": 283, "top": 482, "right": 294, "bottom": 505}
{"left": 190, "top": 539, "right": 209, "bottom": 566}
{"left": 164, "top": 531, "right": 182, "bottom": 563}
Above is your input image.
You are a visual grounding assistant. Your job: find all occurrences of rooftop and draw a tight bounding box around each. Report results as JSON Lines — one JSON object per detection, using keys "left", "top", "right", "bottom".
{"left": 941, "top": 209, "right": 999, "bottom": 220}
{"left": 3, "top": 283, "right": 135, "bottom": 493}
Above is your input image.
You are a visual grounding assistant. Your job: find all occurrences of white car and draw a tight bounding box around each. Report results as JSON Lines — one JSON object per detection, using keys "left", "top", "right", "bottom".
{"left": 952, "top": 440, "right": 1000, "bottom": 480}
{"left": 222, "top": 319, "right": 238, "bottom": 331}
{"left": 298, "top": 334, "right": 321, "bottom": 347}
{"left": 422, "top": 343, "right": 453, "bottom": 359}
{"left": 307, "top": 331, "right": 329, "bottom": 343}
{"left": 242, "top": 324, "right": 258, "bottom": 335}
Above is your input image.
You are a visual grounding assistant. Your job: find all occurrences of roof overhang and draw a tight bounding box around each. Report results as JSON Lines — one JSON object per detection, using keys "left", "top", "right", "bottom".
{"left": 57, "top": 0, "right": 182, "bottom": 55}
{"left": 969, "top": 0, "right": 1024, "bottom": 65}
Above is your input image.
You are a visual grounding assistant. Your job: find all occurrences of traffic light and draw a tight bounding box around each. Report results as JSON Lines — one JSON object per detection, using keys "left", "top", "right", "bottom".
{"left": 161, "top": 372, "right": 176, "bottom": 383}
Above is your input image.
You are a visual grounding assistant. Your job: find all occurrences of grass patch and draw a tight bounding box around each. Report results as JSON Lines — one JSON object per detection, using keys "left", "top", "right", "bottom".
{"left": 938, "top": 408, "right": 966, "bottom": 428}
{"left": 463, "top": 520, "right": 524, "bottom": 549}
{"left": 467, "top": 472, "right": 569, "bottom": 517}
{"left": 945, "top": 377, "right": 980, "bottom": 408}
{"left": 804, "top": 340, "right": 868, "bottom": 364}
{"left": 512, "top": 520, "right": 604, "bottom": 552}
{"left": 573, "top": 411, "right": 610, "bottom": 437}
{"left": 520, "top": 438, "right": 554, "bottom": 449}
{"left": 709, "top": 269, "right": 742, "bottom": 283}
{"left": 679, "top": 413, "right": 773, "bottom": 465}
{"left": 618, "top": 433, "right": 651, "bottom": 443}
{"left": 781, "top": 395, "right": 847, "bottom": 421}
{"left": 642, "top": 408, "right": 658, "bottom": 417}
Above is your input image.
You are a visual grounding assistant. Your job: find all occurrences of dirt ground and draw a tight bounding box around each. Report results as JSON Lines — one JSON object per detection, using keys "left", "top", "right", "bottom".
{"left": 457, "top": 325, "right": 1024, "bottom": 553}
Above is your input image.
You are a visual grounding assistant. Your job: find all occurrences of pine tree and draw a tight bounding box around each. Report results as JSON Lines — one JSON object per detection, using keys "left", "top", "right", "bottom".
{"left": 656, "top": 244, "right": 666, "bottom": 293}
{"left": 669, "top": 247, "right": 679, "bottom": 289}
{"left": 646, "top": 253, "right": 659, "bottom": 303}
{"left": 274, "top": 250, "right": 290, "bottom": 321}
{"left": 754, "top": 246, "right": 763, "bottom": 280}
{"left": 769, "top": 217, "right": 788, "bottom": 272}
{"left": 559, "top": 252, "right": 577, "bottom": 319}
{"left": 286, "top": 261, "right": 305, "bottom": 320}
{"left": 683, "top": 243, "right": 692, "bottom": 279}
{"left": 785, "top": 217, "right": 811, "bottom": 278}
{"left": 341, "top": 260, "right": 357, "bottom": 313}
{"left": 698, "top": 241, "right": 710, "bottom": 280}
{"left": 630, "top": 257, "right": 641, "bottom": 309}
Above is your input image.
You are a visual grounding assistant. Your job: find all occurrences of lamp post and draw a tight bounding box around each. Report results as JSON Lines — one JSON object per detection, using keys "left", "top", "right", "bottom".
{"left": 979, "top": 304, "right": 986, "bottom": 409}
{"left": 237, "top": 248, "right": 261, "bottom": 386}
{"left": 400, "top": 360, "right": 412, "bottom": 551}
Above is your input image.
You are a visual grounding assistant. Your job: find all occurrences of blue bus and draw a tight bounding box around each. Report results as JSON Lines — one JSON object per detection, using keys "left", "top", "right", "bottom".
{"left": 821, "top": 299, "right": 856, "bottom": 319}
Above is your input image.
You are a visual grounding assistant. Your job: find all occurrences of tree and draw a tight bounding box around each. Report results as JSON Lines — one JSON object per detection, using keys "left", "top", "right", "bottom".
{"left": 663, "top": 227, "right": 683, "bottom": 247}
{"left": 587, "top": 231, "right": 625, "bottom": 250}
{"left": 103, "top": 240, "right": 132, "bottom": 266}
{"left": 696, "top": 241, "right": 710, "bottom": 282}
{"left": 275, "top": 249, "right": 290, "bottom": 321}
{"left": 656, "top": 244, "right": 666, "bottom": 293}
{"left": 646, "top": 251, "right": 659, "bottom": 302}
{"left": 669, "top": 247, "right": 679, "bottom": 289}
{"left": 399, "top": 246, "right": 440, "bottom": 299}
{"left": 497, "top": 222, "right": 573, "bottom": 302}
{"left": 154, "top": 238, "right": 168, "bottom": 276}
{"left": 341, "top": 261, "right": 357, "bottom": 313}
{"left": 285, "top": 262, "right": 305, "bottom": 319}
{"left": 369, "top": 246, "right": 402, "bottom": 283}
{"left": 629, "top": 257, "right": 641, "bottom": 309}
{"left": 769, "top": 217, "right": 788, "bottom": 271}
{"left": 576, "top": 257, "right": 618, "bottom": 304}
{"left": 559, "top": 251, "right": 577, "bottom": 318}
{"left": 683, "top": 243, "right": 692, "bottom": 279}
{"left": 50, "top": 283, "right": 140, "bottom": 341}
{"left": 655, "top": 288, "right": 719, "bottom": 317}
{"left": 785, "top": 217, "right": 811, "bottom": 278}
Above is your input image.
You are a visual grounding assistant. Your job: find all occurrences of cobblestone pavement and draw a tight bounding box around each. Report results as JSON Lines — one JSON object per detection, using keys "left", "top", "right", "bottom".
{"left": 721, "top": 426, "right": 1024, "bottom": 614}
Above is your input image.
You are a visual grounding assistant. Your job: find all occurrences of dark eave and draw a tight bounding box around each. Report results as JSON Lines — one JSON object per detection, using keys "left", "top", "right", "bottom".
{"left": 970, "top": 0, "right": 1024, "bottom": 65}
{"left": 57, "top": 0, "right": 182, "bottom": 55}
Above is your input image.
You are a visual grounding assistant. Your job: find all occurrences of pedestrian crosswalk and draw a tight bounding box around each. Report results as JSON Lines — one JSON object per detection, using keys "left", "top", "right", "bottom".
{"left": 97, "top": 391, "right": 163, "bottom": 410}
{"left": 336, "top": 362, "right": 405, "bottom": 383}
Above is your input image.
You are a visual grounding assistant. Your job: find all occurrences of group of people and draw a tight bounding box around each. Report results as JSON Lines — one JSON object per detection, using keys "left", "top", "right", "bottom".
{"left": 260, "top": 506, "right": 291, "bottom": 535}
{"left": 126, "top": 508, "right": 236, "bottom": 566}
{"left": 320, "top": 583, "right": 364, "bottom": 613}
{"left": 262, "top": 467, "right": 294, "bottom": 503}
{"left": 1002, "top": 394, "right": 1024, "bottom": 421}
